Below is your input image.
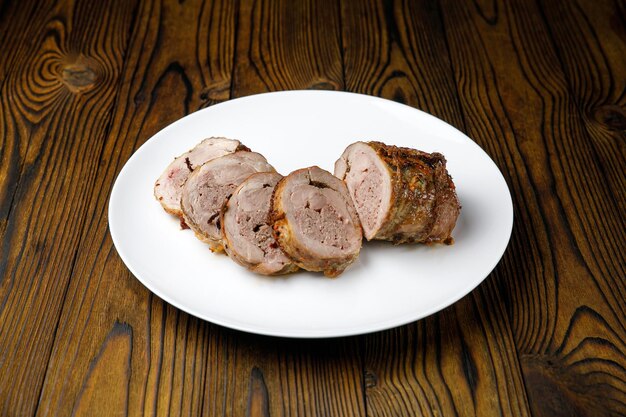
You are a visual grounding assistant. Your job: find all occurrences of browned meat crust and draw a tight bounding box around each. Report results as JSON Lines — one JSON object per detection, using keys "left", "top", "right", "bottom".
{"left": 338, "top": 141, "right": 460, "bottom": 244}
{"left": 269, "top": 167, "right": 362, "bottom": 277}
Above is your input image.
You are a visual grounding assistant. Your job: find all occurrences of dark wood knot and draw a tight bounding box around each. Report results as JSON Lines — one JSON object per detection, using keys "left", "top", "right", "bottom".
{"left": 520, "top": 353, "right": 621, "bottom": 417}
{"left": 246, "top": 367, "right": 270, "bottom": 417}
{"left": 61, "top": 63, "right": 97, "bottom": 93}
{"left": 200, "top": 81, "right": 230, "bottom": 103}
{"left": 364, "top": 369, "right": 377, "bottom": 388}
{"left": 592, "top": 105, "right": 626, "bottom": 131}
{"left": 308, "top": 80, "right": 339, "bottom": 91}
{"left": 392, "top": 87, "right": 407, "bottom": 104}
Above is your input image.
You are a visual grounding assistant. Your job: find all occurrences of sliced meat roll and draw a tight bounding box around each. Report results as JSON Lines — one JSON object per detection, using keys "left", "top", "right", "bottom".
{"left": 221, "top": 172, "right": 298, "bottom": 275}
{"left": 270, "top": 166, "right": 362, "bottom": 278}
{"left": 181, "top": 151, "right": 275, "bottom": 251}
{"left": 154, "top": 137, "right": 247, "bottom": 218}
{"left": 334, "top": 141, "right": 460, "bottom": 244}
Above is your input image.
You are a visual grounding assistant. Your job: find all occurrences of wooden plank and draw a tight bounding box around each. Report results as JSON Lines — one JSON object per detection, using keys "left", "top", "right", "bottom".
{"left": 341, "top": 1, "right": 531, "bottom": 416}
{"left": 538, "top": 0, "right": 625, "bottom": 213}
{"left": 0, "top": 0, "right": 138, "bottom": 415}
{"left": 537, "top": 0, "right": 626, "bottom": 272}
{"left": 232, "top": 0, "right": 344, "bottom": 92}
{"left": 0, "top": 0, "right": 40, "bottom": 79}
{"left": 341, "top": 0, "right": 463, "bottom": 128}
{"left": 0, "top": 0, "right": 59, "bottom": 233}
{"left": 34, "top": 0, "right": 240, "bottom": 416}
{"left": 437, "top": 0, "right": 626, "bottom": 416}
{"left": 208, "top": 332, "right": 364, "bottom": 417}
{"left": 219, "top": 1, "right": 366, "bottom": 415}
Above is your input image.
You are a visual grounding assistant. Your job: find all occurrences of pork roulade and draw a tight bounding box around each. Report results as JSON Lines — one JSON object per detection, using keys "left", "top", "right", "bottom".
{"left": 334, "top": 141, "right": 460, "bottom": 244}
{"left": 181, "top": 151, "right": 275, "bottom": 251}
{"left": 270, "top": 166, "right": 362, "bottom": 277}
{"left": 221, "top": 172, "right": 298, "bottom": 275}
{"left": 154, "top": 137, "right": 247, "bottom": 219}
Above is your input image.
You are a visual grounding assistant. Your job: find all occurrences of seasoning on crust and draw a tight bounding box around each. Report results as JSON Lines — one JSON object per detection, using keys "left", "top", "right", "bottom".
{"left": 335, "top": 141, "right": 460, "bottom": 244}
{"left": 270, "top": 166, "right": 362, "bottom": 277}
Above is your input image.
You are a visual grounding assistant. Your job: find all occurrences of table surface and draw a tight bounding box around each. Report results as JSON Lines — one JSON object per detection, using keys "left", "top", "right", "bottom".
{"left": 1, "top": 0, "right": 624, "bottom": 416}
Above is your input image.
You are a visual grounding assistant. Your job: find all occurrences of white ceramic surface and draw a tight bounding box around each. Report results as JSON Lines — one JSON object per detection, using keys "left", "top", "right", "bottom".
{"left": 109, "top": 90, "right": 513, "bottom": 338}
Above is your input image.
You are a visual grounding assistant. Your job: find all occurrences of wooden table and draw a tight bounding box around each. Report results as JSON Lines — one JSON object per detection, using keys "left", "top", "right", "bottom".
{"left": 1, "top": 0, "right": 624, "bottom": 415}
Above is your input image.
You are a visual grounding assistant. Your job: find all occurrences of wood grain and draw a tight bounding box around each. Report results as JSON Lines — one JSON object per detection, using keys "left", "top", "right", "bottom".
{"left": 538, "top": 0, "right": 626, "bottom": 277}
{"left": 0, "top": 0, "right": 137, "bottom": 415}
{"left": 70, "top": 323, "right": 133, "bottom": 417}
{"left": 0, "top": 1, "right": 44, "bottom": 82}
{"left": 341, "top": 0, "right": 463, "bottom": 128}
{"left": 232, "top": 0, "right": 344, "bottom": 92}
{"left": 34, "top": 0, "right": 239, "bottom": 416}
{"left": 438, "top": 0, "right": 626, "bottom": 416}
{"left": 223, "top": 334, "right": 365, "bottom": 417}
{"left": 341, "top": 1, "right": 530, "bottom": 416}
{"left": 0, "top": 0, "right": 60, "bottom": 237}
{"left": 538, "top": 0, "right": 626, "bottom": 214}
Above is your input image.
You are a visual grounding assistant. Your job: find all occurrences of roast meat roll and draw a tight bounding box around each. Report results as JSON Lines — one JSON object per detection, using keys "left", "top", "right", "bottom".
{"left": 221, "top": 172, "right": 298, "bottom": 275}
{"left": 154, "top": 137, "right": 247, "bottom": 218}
{"left": 181, "top": 151, "right": 275, "bottom": 251}
{"left": 334, "top": 141, "right": 460, "bottom": 244}
{"left": 270, "top": 166, "right": 362, "bottom": 277}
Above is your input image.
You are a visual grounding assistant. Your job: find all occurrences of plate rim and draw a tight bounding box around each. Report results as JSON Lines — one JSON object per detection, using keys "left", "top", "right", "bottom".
{"left": 108, "top": 90, "right": 514, "bottom": 338}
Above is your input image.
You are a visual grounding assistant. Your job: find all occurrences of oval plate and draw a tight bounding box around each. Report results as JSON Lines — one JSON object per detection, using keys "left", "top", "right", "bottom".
{"left": 109, "top": 91, "right": 513, "bottom": 338}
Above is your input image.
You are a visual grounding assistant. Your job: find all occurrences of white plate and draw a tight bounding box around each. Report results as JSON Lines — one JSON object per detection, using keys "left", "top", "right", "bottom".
{"left": 109, "top": 91, "right": 513, "bottom": 338}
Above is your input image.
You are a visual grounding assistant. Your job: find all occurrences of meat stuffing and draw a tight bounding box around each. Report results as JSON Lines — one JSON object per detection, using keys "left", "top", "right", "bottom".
{"left": 270, "top": 166, "right": 362, "bottom": 277}
{"left": 221, "top": 172, "right": 298, "bottom": 275}
{"left": 154, "top": 137, "right": 247, "bottom": 218}
{"left": 334, "top": 141, "right": 460, "bottom": 244}
{"left": 181, "top": 151, "right": 275, "bottom": 252}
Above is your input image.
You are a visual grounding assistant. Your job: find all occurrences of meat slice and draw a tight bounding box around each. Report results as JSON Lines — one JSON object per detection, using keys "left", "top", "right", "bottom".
{"left": 270, "top": 166, "right": 362, "bottom": 277}
{"left": 181, "top": 151, "right": 275, "bottom": 251}
{"left": 221, "top": 172, "right": 298, "bottom": 275}
{"left": 154, "top": 137, "right": 247, "bottom": 219}
{"left": 334, "top": 141, "right": 460, "bottom": 244}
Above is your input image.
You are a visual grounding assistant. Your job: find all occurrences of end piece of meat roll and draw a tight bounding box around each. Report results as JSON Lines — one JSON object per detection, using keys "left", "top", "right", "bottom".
{"left": 270, "top": 166, "right": 362, "bottom": 278}
{"left": 221, "top": 172, "right": 299, "bottom": 275}
{"left": 334, "top": 141, "right": 460, "bottom": 244}
{"left": 181, "top": 151, "right": 275, "bottom": 252}
{"left": 154, "top": 137, "right": 248, "bottom": 219}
